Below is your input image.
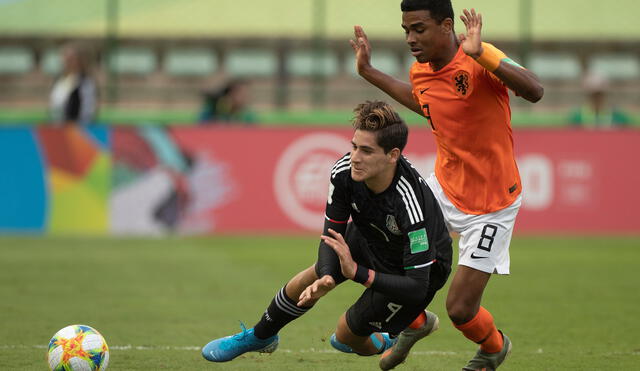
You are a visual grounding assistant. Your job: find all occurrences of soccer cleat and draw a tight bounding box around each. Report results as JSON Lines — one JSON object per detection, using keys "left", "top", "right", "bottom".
{"left": 379, "top": 310, "right": 440, "bottom": 370}
{"left": 202, "top": 322, "right": 279, "bottom": 362}
{"left": 461, "top": 331, "right": 512, "bottom": 371}
{"left": 330, "top": 332, "right": 396, "bottom": 355}
{"left": 330, "top": 333, "right": 354, "bottom": 353}
{"left": 373, "top": 332, "right": 397, "bottom": 354}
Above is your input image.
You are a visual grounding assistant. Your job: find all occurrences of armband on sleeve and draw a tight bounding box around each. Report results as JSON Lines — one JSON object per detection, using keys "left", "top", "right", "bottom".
{"left": 475, "top": 43, "right": 524, "bottom": 72}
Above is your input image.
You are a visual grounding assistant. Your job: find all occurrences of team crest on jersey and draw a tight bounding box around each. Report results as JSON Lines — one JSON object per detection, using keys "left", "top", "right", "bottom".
{"left": 453, "top": 70, "right": 471, "bottom": 97}
{"left": 386, "top": 215, "right": 402, "bottom": 236}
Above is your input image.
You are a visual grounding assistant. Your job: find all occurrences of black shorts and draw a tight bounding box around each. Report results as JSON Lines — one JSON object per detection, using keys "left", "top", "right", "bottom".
{"left": 345, "top": 286, "right": 439, "bottom": 337}
{"left": 341, "top": 223, "right": 449, "bottom": 337}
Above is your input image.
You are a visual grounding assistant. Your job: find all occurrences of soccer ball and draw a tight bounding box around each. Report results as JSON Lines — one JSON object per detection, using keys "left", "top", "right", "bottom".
{"left": 47, "top": 325, "right": 109, "bottom": 371}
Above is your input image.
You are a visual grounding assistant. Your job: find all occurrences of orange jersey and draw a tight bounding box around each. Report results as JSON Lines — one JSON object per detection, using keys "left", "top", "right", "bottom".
{"left": 410, "top": 43, "right": 521, "bottom": 215}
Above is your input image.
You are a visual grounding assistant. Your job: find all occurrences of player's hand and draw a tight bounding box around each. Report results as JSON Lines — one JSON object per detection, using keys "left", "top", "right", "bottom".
{"left": 459, "top": 8, "right": 483, "bottom": 59}
{"left": 321, "top": 228, "right": 357, "bottom": 280}
{"left": 297, "top": 275, "right": 335, "bottom": 307}
{"left": 349, "top": 25, "right": 372, "bottom": 76}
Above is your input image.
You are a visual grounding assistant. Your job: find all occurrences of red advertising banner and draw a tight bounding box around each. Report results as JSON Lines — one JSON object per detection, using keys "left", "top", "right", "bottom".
{"left": 144, "top": 127, "right": 638, "bottom": 234}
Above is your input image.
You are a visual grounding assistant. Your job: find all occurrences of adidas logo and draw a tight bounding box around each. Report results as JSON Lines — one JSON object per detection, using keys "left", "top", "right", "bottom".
{"left": 368, "top": 321, "right": 382, "bottom": 330}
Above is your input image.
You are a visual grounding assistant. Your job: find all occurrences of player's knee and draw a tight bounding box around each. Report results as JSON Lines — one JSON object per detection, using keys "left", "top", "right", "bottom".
{"left": 446, "top": 300, "right": 476, "bottom": 325}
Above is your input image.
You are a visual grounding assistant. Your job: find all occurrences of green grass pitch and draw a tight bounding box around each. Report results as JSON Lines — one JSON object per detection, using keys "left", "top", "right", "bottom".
{"left": 1, "top": 235, "right": 639, "bottom": 370}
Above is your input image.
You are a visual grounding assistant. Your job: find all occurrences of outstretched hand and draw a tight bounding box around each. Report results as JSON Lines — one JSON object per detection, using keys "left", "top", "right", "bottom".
{"left": 321, "top": 228, "right": 357, "bottom": 280}
{"left": 298, "top": 275, "right": 335, "bottom": 307}
{"left": 349, "top": 25, "right": 372, "bottom": 75}
{"left": 458, "top": 8, "right": 484, "bottom": 58}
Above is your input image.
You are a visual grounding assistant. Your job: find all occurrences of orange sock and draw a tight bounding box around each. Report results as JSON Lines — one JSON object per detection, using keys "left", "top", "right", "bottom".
{"left": 454, "top": 306, "right": 503, "bottom": 353}
{"left": 408, "top": 311, "right": 426, "bottom": 329}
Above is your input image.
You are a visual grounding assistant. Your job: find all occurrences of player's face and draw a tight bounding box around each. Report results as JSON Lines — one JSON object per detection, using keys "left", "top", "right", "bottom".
{"left": 402, "top": 10, "right": 452, "bottom": 63}
{"left": 350, "top": 129, "right": 393, "bottom": 183}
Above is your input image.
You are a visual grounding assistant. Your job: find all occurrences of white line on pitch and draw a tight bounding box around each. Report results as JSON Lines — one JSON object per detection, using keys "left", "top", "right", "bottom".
{"left": 3, "top": 345, "right": 638, "bottom": 356}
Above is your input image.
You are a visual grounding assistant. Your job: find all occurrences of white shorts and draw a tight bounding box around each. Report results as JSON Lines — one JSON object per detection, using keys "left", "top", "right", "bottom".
{"left": 426, "top": 173, "right": 521, "bottom": 275}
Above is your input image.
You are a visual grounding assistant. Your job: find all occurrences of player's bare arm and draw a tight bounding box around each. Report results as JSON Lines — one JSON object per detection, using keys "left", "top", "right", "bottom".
{"left": 297, "top": 275, "right": 336, "bottom": 307}
{"left": 459, "top": 8, "right": 544, "bottom": 103}
{"left": 350, "top": 25, "right": 423, "bottom": 115}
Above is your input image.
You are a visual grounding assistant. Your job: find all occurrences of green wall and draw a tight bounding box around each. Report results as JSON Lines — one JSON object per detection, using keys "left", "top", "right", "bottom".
{"left": 0, "top": 0, "right": 637, "bottom": 41}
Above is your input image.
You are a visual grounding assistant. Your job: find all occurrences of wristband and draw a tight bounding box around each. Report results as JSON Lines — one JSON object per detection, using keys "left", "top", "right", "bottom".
{"left": 352, "top": 264, "right": 369, "bottom": 284}
{"left": 474, "top": 46, "right": 502, "bottom": 72}
{"left": 364, "top": 270, "right": 375, "bottom": 287}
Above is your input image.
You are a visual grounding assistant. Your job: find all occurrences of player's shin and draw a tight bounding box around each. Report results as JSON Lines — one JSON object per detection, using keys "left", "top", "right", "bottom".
{"left": 253, "top": 286, "right": 312, "bottom": 339}
{"left": 454, "top": 306, "right": 503, "bottom": 353}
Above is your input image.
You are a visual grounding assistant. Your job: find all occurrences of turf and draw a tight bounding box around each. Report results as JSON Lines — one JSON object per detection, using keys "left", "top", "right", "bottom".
{"left": 0, "top": 235, "right": 639, "bottom": 370}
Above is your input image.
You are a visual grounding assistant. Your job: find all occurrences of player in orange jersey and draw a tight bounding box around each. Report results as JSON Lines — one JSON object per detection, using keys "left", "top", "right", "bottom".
{"left": 351, "top": 1, "right": 543, "bottom": 370}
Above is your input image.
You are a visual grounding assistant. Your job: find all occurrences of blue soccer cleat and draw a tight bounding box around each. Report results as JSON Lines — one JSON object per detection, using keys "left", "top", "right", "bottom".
{"left": 372, "top": 332, "right": 397, "bottom": 354}
{"left": 330, "top": 332, "right": 396, "bottom": 355}
{"left": 202, "top": 323, "right": 279, "bottom": 362}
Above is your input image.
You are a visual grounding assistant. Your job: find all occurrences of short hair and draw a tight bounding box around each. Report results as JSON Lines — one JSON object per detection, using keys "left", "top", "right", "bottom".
{"left": 352, "top": 101, "right": 408, "bottom": 153}
{"left": 62, "top": 41, "right": 94, "bottom": 74}
{"left": 400, "top": 0, "right": 454, "bottom": 24}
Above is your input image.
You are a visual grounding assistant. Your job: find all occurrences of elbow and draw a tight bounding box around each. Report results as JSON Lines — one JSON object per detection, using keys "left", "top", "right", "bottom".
{"left": 524, "top": 84, "right": 544, "bottom": 103}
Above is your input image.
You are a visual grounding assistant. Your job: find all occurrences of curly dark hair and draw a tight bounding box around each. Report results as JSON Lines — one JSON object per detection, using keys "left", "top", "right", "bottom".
{"left": 400, "top": 0, "right": 454, "bottom": 24}
{"left": 352, "top": 101, "right": 408, "bottom": 154}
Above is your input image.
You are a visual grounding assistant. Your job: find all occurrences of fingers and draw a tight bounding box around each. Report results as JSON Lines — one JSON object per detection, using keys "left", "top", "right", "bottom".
{"left": 460, "top": 8, "right": 482, "bottom": 29}
{"left": 329, "top": 228, "right": 346, "bottom": 243}
{"left": 354, "top": 25, "right": 368, "bottom": 40}
{"left": 321, "top": 235, "right": 344, "bottom": 259}
{"left": 298, "top": 292, "right": 311, "bottom": 306}
{"left": 460, "top": 10, "right": 468, "bottom": 26}
{"left": 320, "top": 234, "right": 335, "bottom": 247}
{"left": 298, "top": 282, "right": 318, "bottom": 305}
{"left": 327, "top": 228, "right": 341, "bottom": 239}
{"left": 297, "top": 277, "right": 335, "bottom": 306}
{"left": 298, "top": 287, "right": 311, "bottom": 305}
{"left": 322, "top": 229, "right": 347, "bottom": 252}
{"left": 349, "top": 39, "right": 358, "bottom": 51}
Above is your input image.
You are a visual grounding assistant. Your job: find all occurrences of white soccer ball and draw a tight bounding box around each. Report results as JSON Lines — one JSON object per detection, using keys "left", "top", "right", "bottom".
{"left": 47, "top": 325, "right": 109, "bottom": 371}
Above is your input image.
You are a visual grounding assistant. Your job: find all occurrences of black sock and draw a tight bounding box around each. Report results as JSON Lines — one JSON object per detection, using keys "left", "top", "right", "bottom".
{"left": 253, "top": 286, "right": 311, "bottom": 339}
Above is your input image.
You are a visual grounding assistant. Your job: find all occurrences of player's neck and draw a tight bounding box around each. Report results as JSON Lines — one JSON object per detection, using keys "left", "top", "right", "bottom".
{"left": 364, "top": 166, "right": 396, "bottom": 194}
{"left": 429, "top": 36, "right": 459, "bottom": 71}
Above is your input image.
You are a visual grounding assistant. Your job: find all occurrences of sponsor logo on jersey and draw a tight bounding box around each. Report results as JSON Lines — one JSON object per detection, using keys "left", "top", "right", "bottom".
{"left": 453, "top": 70, "right": 471, "bottom": 97}
{"left": 386, "top": 214, "right": 402, "bottom": 235}
{"left": 408, "top": 228, "right": 429, "bottom": 254}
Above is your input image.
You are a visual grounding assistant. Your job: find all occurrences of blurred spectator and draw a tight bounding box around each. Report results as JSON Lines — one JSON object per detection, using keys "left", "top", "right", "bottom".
{"left": 568, "top": 72, "right": 630, "bottom": 127}
{"left": 49, "top": 42, "right": 98, "bottom": 125}
{"left": 198, "top": 79, "right": 257, "bottom": 124}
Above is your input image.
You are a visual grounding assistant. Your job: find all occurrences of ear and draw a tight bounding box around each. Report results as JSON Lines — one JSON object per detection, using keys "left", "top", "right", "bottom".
{"left": 387, "top": 148, "right": 401, "bottom": 164}
{"left": 441, "top": 18, "right": 453, "bottom": 34}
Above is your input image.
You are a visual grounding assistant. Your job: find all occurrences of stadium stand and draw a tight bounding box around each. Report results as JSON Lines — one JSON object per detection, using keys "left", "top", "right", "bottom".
{"left": 0, "top": 46, "right": 33, "bottom": 75}
{"left": 0, "top": 37, "right": 638, "bottom": 120}
{"left": 164, "top": 48, "right": 217, "bottom": 77}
